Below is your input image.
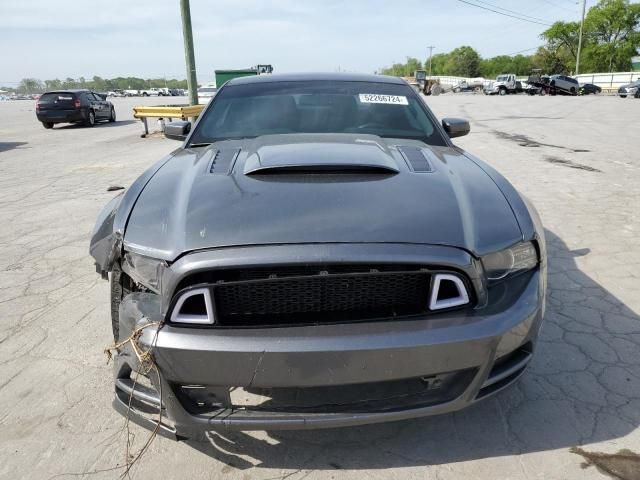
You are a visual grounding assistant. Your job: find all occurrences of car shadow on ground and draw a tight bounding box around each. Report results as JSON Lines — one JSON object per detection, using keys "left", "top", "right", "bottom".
{"left": 184, "top": 229, "right": 639, "bottom": 471}
{"left": 54, "top": 120, "right": 137, "bottom": 129}
{"left": 0, "top": 141, "right": 28, "bottom": 153}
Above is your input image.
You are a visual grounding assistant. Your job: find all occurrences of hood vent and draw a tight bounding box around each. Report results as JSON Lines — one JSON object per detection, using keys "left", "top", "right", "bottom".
{"left": 397, "top": 146, "right": 433, "bottom": 173}
{"left": 246, "top": 164, "right": 398, "bottom": 175}
{"left": 244, "top": 141, "right": 400, "bottom": 175}
{"left": 209, "top": 148, "right": 241, "bottom": 174}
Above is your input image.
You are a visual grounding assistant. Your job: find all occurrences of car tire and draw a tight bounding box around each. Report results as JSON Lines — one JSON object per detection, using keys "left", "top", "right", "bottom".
{"left": 142, "top": 92, "right": 149, "bottom": 97}
{"left": 110, "top": 264, "right": 133, "bottom": 342}
{"left": 635, "top": 91, "right": 640, "bottom": 99}
{"left": 109, "top": 107, "right": 116, "bottom": 122}
{"left": 85, "top": 110, "right": 95, "bottom": 127}
{"left": 570, "top": 87, "right": 576, "bottom": 95}
{"left": 499, "top": 88, "right": 507, "bottom": 96}
{"left": 619, "top": 95, "right": 627, "bottom": 98}
{"left": 42, "top": 122, "right": 53, "bottom": 129}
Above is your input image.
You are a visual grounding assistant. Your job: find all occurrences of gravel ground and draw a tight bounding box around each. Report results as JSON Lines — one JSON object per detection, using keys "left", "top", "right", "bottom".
{"left": 0, "top": 93, "right": 639, "bottom": 480}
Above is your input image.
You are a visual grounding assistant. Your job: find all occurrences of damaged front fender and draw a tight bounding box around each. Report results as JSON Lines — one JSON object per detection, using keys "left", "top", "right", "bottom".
{"left": 89, "top": 154, "right": 176, "bottom": 277}
{"left": 90, "top": 192, "right": 123, "bottom": 278}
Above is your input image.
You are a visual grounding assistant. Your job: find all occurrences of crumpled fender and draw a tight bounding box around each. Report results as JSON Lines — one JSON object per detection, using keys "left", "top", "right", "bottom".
{"left": 89, "top": 154, "right": 176, "bottom": 276}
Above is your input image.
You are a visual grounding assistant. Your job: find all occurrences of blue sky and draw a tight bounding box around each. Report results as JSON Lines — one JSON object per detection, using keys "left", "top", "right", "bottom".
{"left": 0, "top": 0, "right": 587, "bottom": 85}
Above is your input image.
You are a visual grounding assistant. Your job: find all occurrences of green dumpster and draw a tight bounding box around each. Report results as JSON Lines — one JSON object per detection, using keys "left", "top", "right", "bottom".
{"left": 215, "top": 69, "right": 258, "bottom": 87}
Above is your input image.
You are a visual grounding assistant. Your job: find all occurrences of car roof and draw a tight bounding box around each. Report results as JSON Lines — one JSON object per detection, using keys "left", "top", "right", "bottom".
{"left": 43, "top": 89, "right": 91, "bottom": 94}
{"left": 226, "top": 72, "right": 406, "bottom": 87}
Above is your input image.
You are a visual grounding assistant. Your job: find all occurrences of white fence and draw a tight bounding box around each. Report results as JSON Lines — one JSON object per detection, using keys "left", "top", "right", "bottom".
{"left": 574, "top": 72, "right": 639, "bottom": 90}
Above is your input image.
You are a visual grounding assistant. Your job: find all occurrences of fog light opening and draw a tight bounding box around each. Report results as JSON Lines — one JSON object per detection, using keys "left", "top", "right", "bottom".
{"left": 429, "top": 273, "right": 469, "bottom": 310}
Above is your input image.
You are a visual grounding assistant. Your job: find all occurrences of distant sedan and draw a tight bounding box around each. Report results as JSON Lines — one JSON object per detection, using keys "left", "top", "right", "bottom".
{"left": 579, "top": 83, "right": 601, "bottom": 95}
{"left": 197, "top": 86, "right": 218, "bottom": 104}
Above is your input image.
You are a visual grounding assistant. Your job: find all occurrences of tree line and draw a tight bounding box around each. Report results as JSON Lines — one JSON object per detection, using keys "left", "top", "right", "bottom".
{"left": 381, "top": 0, "right": 639, "bottom": 78}
{"left": 3, "top": 76, "right": 189, "bottom": 95}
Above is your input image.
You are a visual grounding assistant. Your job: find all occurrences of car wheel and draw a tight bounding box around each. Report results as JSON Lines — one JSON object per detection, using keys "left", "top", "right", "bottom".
{"left": 570, "top": 87, "right": 576, "bottom": 95}
{"left": 142, "top": 92, "right": 149, "bottom": 97}
{"left": 85, "top": 110, "right": 95, "bottom": 127}
{"left": 635, "top": 91, "right": 640, "bottom": 99}
{"left": 42, "top": 122, "right": 53, "bottom": 129}
{"left": 109, "top": 107, "right": 116, "bottom": 122}
{"left": 110, "top": 264, "right": 133, "bottom": 342}
{"left": 499, "top": 88, "right": 507, "bottom": 96}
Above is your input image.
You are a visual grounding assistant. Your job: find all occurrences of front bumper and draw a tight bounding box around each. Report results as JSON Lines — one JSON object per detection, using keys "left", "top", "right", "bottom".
{"left": 113, "top": 265, "right": 544, "bottom": 438}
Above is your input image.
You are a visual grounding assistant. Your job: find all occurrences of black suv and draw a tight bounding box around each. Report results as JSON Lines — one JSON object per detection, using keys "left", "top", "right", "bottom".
{"left": 36, "top": 89, "right": 115, "bottom": 129}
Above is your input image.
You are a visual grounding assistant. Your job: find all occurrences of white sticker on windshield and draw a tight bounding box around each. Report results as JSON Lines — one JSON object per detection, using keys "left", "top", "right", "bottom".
{"left": 358, "top": 93, "right": 408, "bottom": 105}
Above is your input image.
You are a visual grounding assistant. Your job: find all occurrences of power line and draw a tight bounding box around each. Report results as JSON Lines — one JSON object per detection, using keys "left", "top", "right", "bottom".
{"left": 502, "top": 46, "right": 542, "bottom": 56}
{"left": 472, "top": 0, "right": 552, "bottom": 23}
{"left": 453, "top": 0, "right": 553, "bottom": 26}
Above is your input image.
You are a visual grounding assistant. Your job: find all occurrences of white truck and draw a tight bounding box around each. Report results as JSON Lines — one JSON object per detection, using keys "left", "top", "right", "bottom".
{"left": 484, "top": 74, "right": 521, "bottom": 96}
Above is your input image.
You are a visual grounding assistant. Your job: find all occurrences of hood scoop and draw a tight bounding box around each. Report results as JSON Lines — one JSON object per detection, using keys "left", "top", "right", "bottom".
{"left": 244, "top": 139, "right": 399, "bottom": 175}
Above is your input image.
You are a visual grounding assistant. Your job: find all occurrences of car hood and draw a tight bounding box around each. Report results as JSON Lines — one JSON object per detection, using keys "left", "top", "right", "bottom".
{"left": 123, "top": 134, "right": 523, "bottom": 261}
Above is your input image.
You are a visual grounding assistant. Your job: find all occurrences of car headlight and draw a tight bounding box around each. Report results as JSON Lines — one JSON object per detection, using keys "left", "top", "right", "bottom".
{"left": 123, "top": 251, "right": 167, "bottom": 293}
{"left": 482, "top": 241, "right": 538, "bottom": 282}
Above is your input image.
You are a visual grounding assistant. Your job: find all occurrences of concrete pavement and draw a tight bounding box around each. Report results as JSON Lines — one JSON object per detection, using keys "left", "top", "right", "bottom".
{"left": 0, "top": 93, "right": 638, "bottom": 479}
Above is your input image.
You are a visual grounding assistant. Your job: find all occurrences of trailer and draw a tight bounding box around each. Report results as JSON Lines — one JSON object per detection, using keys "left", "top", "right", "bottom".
{"left": 525, "top": 70, "right": 552, "bottom": 96}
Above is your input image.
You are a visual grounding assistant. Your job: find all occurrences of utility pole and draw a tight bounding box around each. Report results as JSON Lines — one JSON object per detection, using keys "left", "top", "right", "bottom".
{"left": 575, "top": 0, "right": 587, "bottom": 75}
{"left": 427, "top": 46, "right": 435, "bottom": 78}
{"left": 180, "top": 0, "right": 198, "bottom": 106}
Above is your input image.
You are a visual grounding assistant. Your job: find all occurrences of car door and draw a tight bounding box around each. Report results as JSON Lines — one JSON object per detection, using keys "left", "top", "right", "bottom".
{"left": 89, "top": 92, "right": 107, "bottom": 118}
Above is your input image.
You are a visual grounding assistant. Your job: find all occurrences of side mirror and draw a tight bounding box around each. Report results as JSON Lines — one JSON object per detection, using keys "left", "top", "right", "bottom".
{"left": 442, "top": 118, "right": 470, "bottom": 139}
{"left": 164, "top": 120, "right": 191, "bottom": 141}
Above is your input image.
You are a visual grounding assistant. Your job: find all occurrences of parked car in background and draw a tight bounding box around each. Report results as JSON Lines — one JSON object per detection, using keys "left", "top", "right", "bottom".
{"left": 579, "top": 83, "right": 601, "bottom": 95}
{"left": 549, "top": 75, "right": 579, "bottom": 95}
{"left": 107, "top": 89, "right": 126, "bottom": 97}
{"left": 36, "top": 89, "right": 115, "bottom": 128}
{"left": 197, "top": 85, "right": 218, "bottom": 103}
{"left": 618, "top": 80, "right": 640, "bottom": 98}
{"left": 91, "top": 73, "right": 546, "bottom": 437}
{"left": 139, "top": 88, "right": 161, "bottom": 97}
{"left": 151, "top": 87, "right": 172, "bottom": 96}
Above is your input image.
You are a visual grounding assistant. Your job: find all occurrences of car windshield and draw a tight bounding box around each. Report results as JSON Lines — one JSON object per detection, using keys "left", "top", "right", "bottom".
{"left": 189, "top": 80, "right": 446, "bottom": 146}
{"left": 497, "top": 76, "right": 509, "bottom": 81}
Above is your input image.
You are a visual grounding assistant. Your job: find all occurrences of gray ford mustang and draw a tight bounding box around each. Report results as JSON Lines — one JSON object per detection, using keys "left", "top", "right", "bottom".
{"left": 90, "top": 73, "right": 546, "bottom": 438}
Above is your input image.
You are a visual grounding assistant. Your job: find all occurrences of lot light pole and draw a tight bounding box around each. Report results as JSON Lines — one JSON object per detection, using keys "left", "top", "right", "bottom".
{"left": 427, "top": 46, "right": 435, "bottom": 79}
{"left": 180, "top": 0, "right": 198, "bottom": 106}
{"left": 575, "top": 0, "right": 587, "bottom": 75}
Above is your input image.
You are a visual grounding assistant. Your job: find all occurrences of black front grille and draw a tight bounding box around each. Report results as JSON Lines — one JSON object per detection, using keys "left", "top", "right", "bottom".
{"left": 212, "top": 269, "right": 430, "bottom": 326}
